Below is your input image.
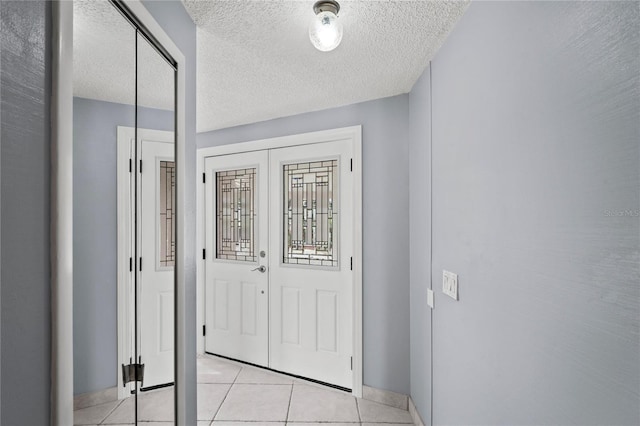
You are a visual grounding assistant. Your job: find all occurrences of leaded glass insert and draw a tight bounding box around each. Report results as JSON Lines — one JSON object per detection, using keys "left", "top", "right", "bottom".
{"left": 283, "top": 160, "right": 338, "bottom": 267}
{"left": 159, "top": 160, "right": 175, "bottom": 267}
{"left": 216, "top": 168, "right": 256, "bottom": 262}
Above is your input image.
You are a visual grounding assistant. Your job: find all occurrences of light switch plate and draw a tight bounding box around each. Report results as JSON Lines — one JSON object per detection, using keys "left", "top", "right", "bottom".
{"left": 442, "top": 270, "right": 458, "bottom": 300}
{"left": 427, "top": 288, "right": 434, "bottom": 309}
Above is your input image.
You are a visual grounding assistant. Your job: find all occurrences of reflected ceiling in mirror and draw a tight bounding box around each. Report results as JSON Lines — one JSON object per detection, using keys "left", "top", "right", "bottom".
{"left": 73, "top": 0, "right": 174, "bottom": 111}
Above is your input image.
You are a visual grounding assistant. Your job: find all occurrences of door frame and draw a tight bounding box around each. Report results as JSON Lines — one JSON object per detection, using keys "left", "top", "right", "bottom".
{"left": 196, "top": 126, "right": 363, "bottom": 397}
{"left": 51, "top": 1, "right": 188, "bottom": 423}
{"left": 116, "top": 126, "right": 174, "bottom": 399}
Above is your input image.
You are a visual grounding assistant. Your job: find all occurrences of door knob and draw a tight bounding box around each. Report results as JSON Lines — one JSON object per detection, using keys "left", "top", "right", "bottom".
{"left": 252, "top": 265, "right": 266, "bottom": 273}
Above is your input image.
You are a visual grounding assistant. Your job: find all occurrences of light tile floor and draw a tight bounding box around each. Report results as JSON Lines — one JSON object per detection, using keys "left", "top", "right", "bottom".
{"left": 74, "top": 354, "right": 414, "bottom": 425}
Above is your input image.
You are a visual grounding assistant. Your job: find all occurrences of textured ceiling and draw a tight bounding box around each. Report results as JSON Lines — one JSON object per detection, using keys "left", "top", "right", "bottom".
{"left": 184, "top": 0, "right": 469, "bottom": 132}
{"left": 73, "top": 0, "right": 174, "bottom": 110}
{"left": 73, "top": 1, "right": 469, "bottom": 131}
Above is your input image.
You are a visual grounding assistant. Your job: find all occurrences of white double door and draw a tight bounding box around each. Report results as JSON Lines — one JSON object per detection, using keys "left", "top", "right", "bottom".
{"left": 204, "top": 140, "right": 353, "bottom": 389}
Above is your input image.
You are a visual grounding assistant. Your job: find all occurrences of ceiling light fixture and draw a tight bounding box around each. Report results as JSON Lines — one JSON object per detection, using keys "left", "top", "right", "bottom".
{"left": 309, "top": 0, "right": 343, "bottom": 52}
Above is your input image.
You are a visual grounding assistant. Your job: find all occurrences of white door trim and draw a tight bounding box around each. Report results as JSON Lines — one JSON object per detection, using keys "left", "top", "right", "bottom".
{"left": 116, "top": 127, "right": 174, "bottom": 400}
{"left": 51, "top": 1, "right": 188, "bottom": 423}
{"left": 196, "top": 125, "right": 363, "bottom": 397}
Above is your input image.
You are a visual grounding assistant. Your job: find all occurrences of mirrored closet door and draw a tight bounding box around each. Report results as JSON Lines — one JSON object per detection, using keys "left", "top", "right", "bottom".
{"left": 72, "top": 1, "right": 176, "bottom": 423}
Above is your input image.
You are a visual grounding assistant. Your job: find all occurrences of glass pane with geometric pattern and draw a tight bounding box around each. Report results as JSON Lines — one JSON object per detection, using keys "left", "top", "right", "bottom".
{"left": 216, "top": 168, "right": 257, "bottom": 262}
{"left": 159, "top": 160, "right": 175, "bottom": 267}
{"left": 283, "top": 160, "right": 338, "bottom": 267}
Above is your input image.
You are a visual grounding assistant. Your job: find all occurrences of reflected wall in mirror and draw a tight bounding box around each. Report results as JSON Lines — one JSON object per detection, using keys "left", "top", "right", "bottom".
{"left": 72, "top": 1, "right": 176, "bottom": 423}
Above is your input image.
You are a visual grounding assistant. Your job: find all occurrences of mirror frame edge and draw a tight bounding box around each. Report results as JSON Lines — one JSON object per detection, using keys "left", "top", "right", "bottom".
{"left": 50, "top": 1, "right": 189, "bottom": 424}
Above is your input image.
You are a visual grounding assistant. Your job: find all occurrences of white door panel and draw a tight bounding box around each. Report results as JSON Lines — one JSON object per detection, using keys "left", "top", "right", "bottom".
{"left": 140, "top": 139, "right": 174, "bottom": 389}
{"left": 269, "top": 140, "right": 353, "bottom": 388}
{"left": 204, "top": 151, "right": 269, "bottom": 366}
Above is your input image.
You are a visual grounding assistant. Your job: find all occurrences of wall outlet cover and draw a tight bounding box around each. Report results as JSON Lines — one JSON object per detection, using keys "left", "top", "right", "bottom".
{"left": 442, "top": 270, "right": 458, "bottom": 300}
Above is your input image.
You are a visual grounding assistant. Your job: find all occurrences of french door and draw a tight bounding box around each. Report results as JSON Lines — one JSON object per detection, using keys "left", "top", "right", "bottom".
{"left": 204, "top": 150, "right": 270, "bottom": 366}
{"left": 204, "top": 139, "right": 354, "bottom": 389}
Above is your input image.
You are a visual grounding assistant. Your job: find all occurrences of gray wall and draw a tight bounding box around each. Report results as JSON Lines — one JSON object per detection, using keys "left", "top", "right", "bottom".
{"left": 73, "top": 97, "right": 173, "bottom": 395}
{"left": 197, "top": 94, "right": 412, "bottom": 395}
{"left": 0, "top": 1, "right": 51, "bottom": 424}
{"left": 408, "top": 64, "right": 431, "bottom": 423}
{"left": 409, "top": 1, "right": 639, "bottom": 424}
{"left": 141, "top": 1, "right": 198, "bottom": 422}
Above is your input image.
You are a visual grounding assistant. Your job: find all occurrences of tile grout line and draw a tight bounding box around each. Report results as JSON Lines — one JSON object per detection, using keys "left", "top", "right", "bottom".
{"left": 231, "top": 365, "right": 243, "bottom": 383}
{"left": 209, "top": 368, "right": 240, "bottom": 424}
{"left": 198, "top": 358, "right": 242, "bottom": 425}
{"left": 98, "top": 398, "right": 125, "bottom": 425}
{"left": 355, "top": 396, "right": 362, "bottom": 423}
{"left": 284, "top": 383, "right": 294, "bottom": 424}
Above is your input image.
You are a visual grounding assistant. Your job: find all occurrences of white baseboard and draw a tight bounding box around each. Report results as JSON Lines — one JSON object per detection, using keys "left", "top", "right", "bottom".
{"left": 409, "top": 396, "right": 426, "bottom": 426}
{"left": 362, "top": 385, "right": 408, "bottom": 410}
{"left": 73, "top": 386, "right": 118, "bottom": 411}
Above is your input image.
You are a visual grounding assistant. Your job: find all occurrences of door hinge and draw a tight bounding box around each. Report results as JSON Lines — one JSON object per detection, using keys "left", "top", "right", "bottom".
{"left": 122, "top": 358, "right": 145, "bottom": 387}
{"left": 129, "top": 257, "right": 132, "bottom": 272}
{"left": 202, "top": 249, "right": 206, "bottom": 260}
{"left": 202, "top": 325, "right": 206, "bottom": 336}
{"left": 350, "top": 257, "right": 353, "bottom": 271}
{"left": 350, "top": 158, "right": 353, "bottom": 172}
{"left": 350, "top": 357, "right": 353, "bottom": 371}
{"left": 139, "top": 257, "right": 142, "bottom": 271}
{"left": 129, "top": 159, "right": 132, "bottom": 173}
{"left": 202, "top": 173, "right": 206, "bottom": 184}
{"left": 139, "top": 159, "right": 142, "bottom": 173}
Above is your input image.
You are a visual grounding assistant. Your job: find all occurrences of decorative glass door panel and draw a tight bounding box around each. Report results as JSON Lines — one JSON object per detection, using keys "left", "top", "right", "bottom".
{"left": 216, "top": 168, "right": 257, "bottom": 262}
{"left": 283, "top": 160, "right": 338, "bottom": 267}
{"left": 159, "top": 160, "right": 175, "bottom": 268}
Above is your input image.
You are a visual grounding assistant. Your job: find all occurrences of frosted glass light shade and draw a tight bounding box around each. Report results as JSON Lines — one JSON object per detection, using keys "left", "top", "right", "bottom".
{"left": 309, "top": 11, "right": 343, "bottom": 52}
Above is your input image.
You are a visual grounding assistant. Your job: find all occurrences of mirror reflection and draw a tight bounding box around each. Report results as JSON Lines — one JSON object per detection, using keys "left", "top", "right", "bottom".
{"left": 134, "top": 32, "right": 176, "bottom": 418}
{"left": 72, "top": 1, "right": 176, "bottom": 423}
